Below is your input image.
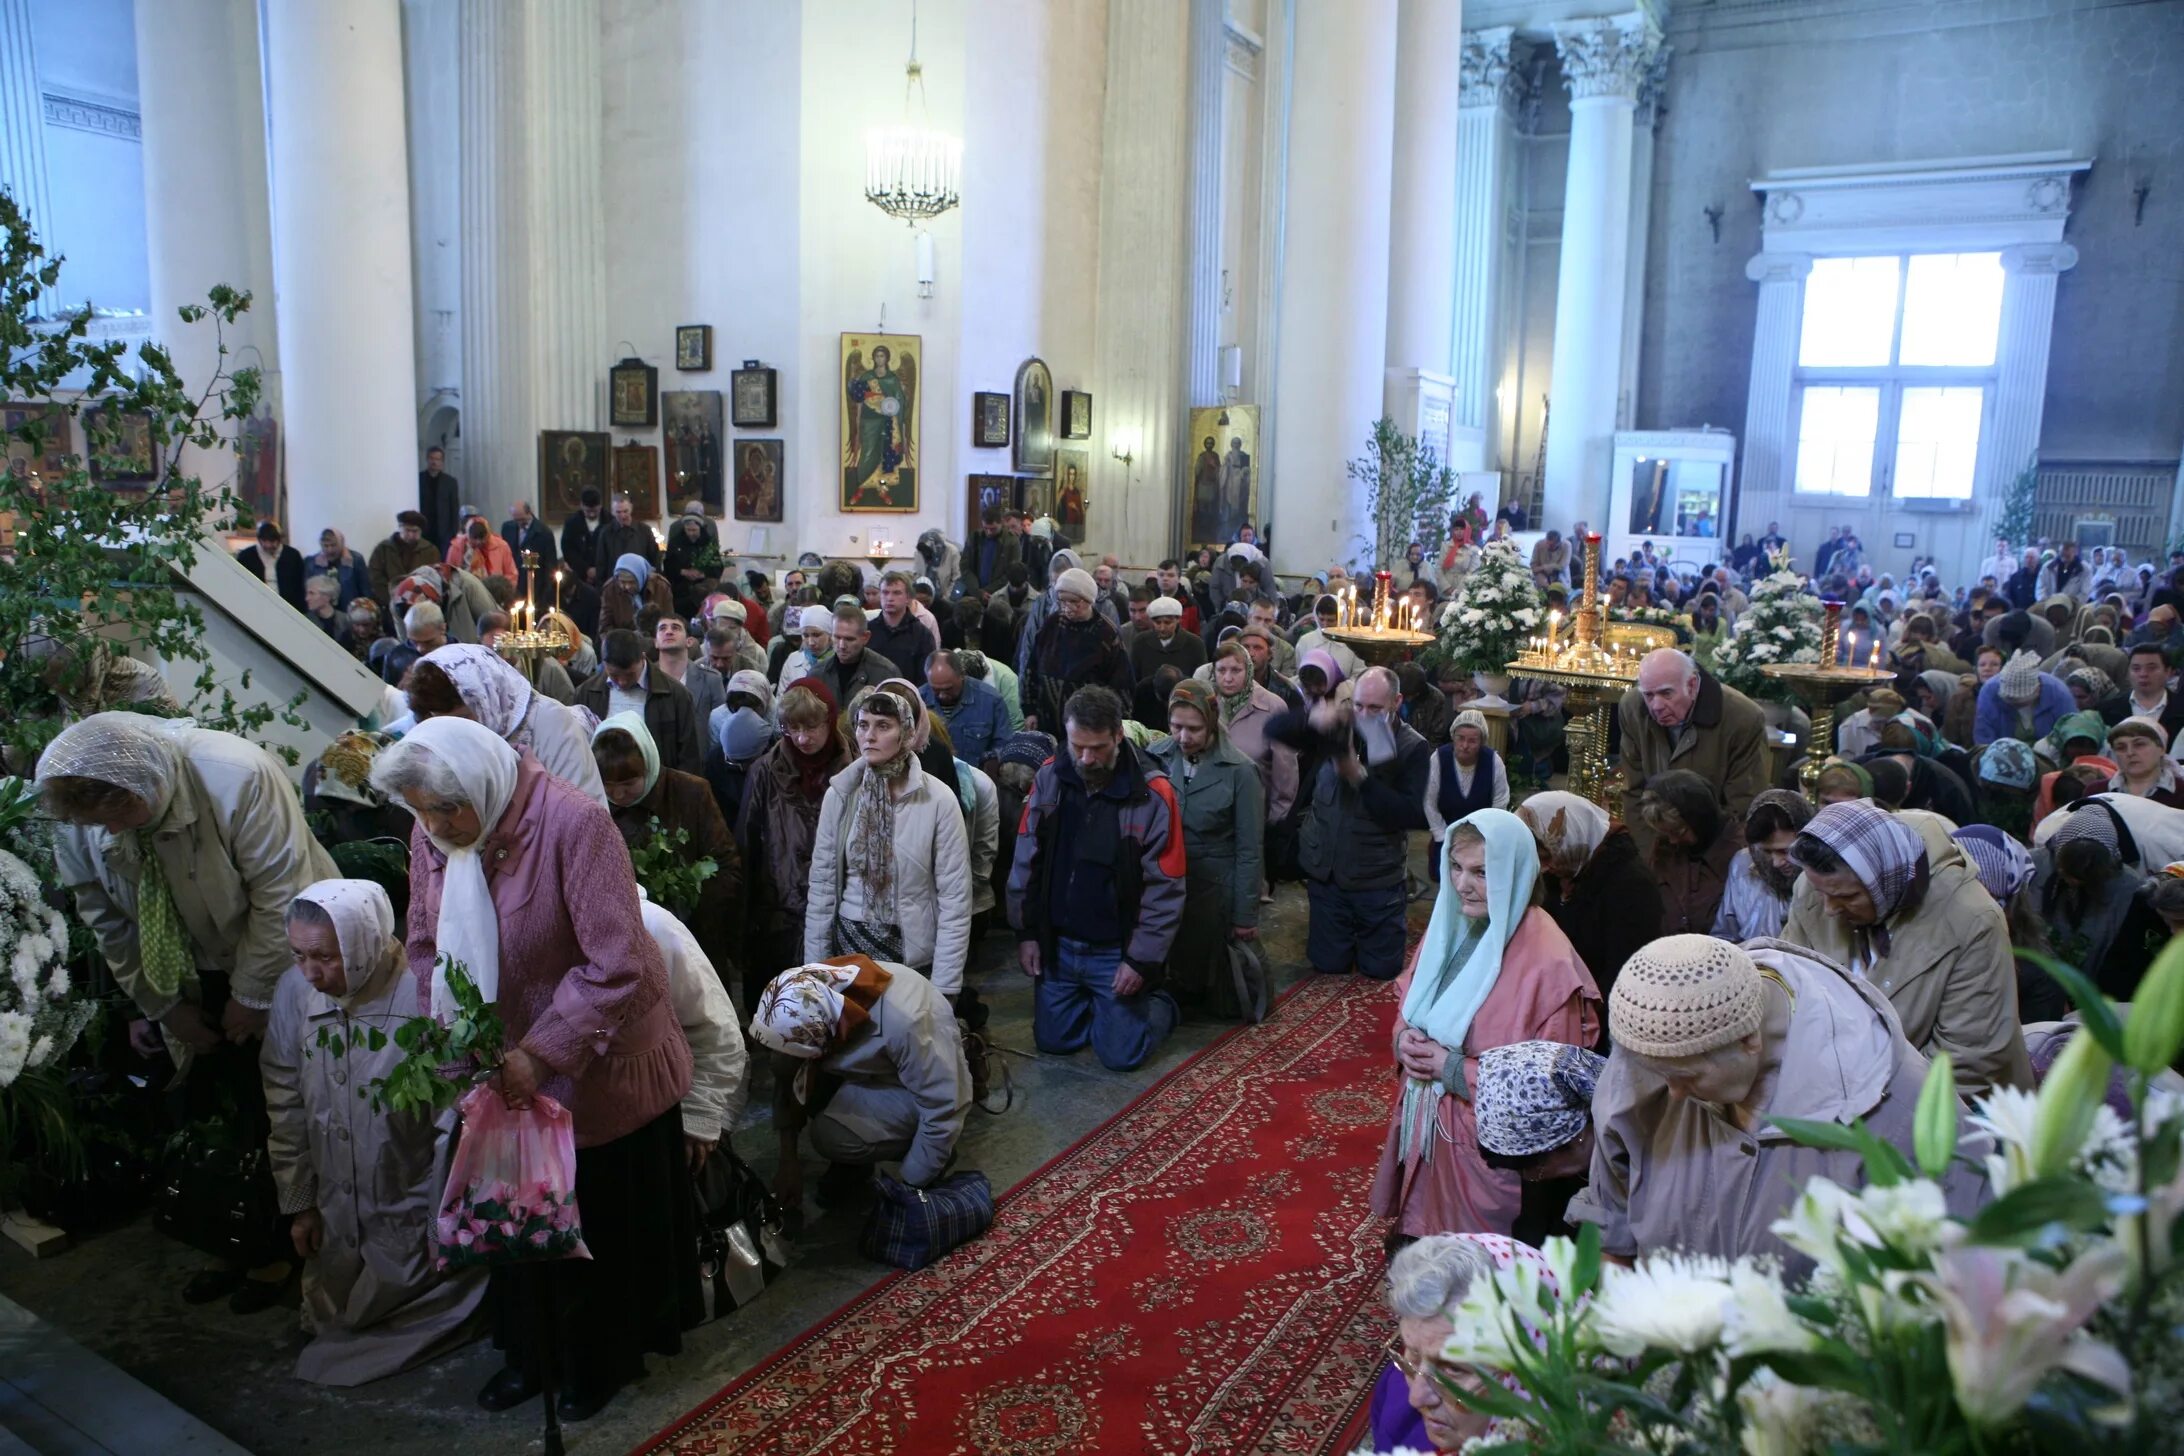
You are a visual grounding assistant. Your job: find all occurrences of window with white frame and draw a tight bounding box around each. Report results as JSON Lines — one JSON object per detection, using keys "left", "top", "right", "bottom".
{"left": 1790, "top": 251, "right": 2003, "bottom": 500}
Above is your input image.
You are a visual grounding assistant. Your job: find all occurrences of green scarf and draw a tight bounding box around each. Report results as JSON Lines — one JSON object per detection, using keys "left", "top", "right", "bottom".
{"left": 134, "top": 832, "right": 194, "bottom": 999}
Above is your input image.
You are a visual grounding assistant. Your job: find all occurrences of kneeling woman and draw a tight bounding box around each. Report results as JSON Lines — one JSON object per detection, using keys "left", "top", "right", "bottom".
{"left": 263, "top": 879, "right": 485, "bottom": 1385}
{"left": 1370, "top": 808, "right": 1601, "bottom": 1240}
{"left": 371, "top": 717, "right": 695, "bottom": 1421}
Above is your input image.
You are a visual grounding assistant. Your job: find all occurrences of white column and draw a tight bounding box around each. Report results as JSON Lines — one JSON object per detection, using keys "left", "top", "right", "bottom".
{"left": 1540, "top": 11, "right": 1659, "bottom": 534}
{"left": 1269, "top": 0, "right": 1399, "bottom": 575}
{"left": 263, "top": 0, "right": 419, "bottom": 555}
{"left": 1091, "top": 0, "right": 1190, "bottom": 567}
{"left": 1618, "top": 57, "right": 1666, "bottom": 429}
{"left": 1183, "top": 0, "right": 1225, "bottom": 409}
{"left": 460, "top": 0, "right": 608, "bottom": 523}
{"left": 1385, "top": 0, "right": 1464, "bottom": 382}
{"left": 135, "top": 0, "right": 277, "bottom": 501}
{"left": 1449, "top": 25, "right": 1518, "bottom": 471}
{"left": 0, "top": 0, "right": 54, "bottom": 315}
{"left": 1736, "top": 251, "right": 1812, "bottom": 537}
{"left": 1983, "top": 242, "right": 2078, "bottom": 543}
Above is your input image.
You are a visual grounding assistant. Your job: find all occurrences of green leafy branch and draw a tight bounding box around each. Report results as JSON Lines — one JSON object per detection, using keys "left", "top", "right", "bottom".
{"left": 308, "top": 956, "right": 506, "bottom": 1117}
{"left": 627, "top": 817, "right": 717, "bottom": 916}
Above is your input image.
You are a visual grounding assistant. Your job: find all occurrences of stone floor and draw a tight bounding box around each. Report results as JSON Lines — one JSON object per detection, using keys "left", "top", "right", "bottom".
{"left": 0, "top": 874, "right": 1397, "bottom": 1456}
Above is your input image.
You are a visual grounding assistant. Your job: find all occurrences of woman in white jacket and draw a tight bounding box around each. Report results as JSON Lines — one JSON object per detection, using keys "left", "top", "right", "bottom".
{"left": 639, "top": 898, "right": 747, "bottom": 1161}
{"left": 804, "top": 684, "right": 974, "bottom": 997}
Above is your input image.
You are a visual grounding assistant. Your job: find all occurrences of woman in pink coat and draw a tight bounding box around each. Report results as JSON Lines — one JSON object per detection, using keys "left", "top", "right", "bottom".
{"left": 1370, "top": 807, "right": 1601, "bottom": 1240}
{"left": 372, "top": 716, "right": 694, "bottom": 1422}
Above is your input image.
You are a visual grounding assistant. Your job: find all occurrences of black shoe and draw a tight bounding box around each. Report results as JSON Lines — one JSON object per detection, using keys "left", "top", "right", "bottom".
{"left": 181, "top": 1268, "right": 243, "bottom": 1305}
{"left": 814, "top": 1161, "right": 872, "bottom": 1209}
{"left": 476, "top": 1366, "right": 540, "bottom": 1412}
{"left": 228, "top": 1274, "right": 290, "bottom": 1315}
{"left": 556, "top": 1376, "right": 624, "bottom": 1421}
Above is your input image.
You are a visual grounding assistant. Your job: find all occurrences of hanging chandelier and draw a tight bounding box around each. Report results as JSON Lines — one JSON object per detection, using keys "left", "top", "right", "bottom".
{"left": 864, "top": 1, "right": 960, "bottom": 226}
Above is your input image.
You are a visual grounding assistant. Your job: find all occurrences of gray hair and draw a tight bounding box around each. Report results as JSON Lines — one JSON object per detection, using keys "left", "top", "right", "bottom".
{"left": 306, "top": 573, "right": 340, "bottom": 598}
{"left": 284, "top": 897, "right": 336, "bottom": 933}
{"left": 403, "top": 600, "right": 446, "bottom": 635}
{"left": 1639, "top": 647, "right": 1698, "bottom": 682}
{"left": 368, "top": 736, "right": 466, "bottom": 805}
{"left": 1387, "top": 1234, "right": 1494, "bottom": 1321}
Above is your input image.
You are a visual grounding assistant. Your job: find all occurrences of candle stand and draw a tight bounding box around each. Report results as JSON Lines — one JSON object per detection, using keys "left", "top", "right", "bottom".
{"left": 1760, "top": 600, "right": 1894, "bottom": 799}
{"left": 1502, "top": 532, "right": 1651, "bottom": 813}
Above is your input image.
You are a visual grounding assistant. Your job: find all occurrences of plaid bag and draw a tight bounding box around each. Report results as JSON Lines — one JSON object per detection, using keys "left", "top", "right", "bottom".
{"left": 858, "top": 1170, "right": 994, "bottom": 1270}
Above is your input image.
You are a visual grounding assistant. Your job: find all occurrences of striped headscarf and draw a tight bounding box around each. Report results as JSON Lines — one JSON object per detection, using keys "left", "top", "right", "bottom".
{"left": 1791, "top": 800, "right": 1927, "bottom": 955}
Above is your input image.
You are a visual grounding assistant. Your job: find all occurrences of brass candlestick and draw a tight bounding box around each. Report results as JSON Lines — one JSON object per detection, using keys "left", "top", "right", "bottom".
{"left": 1504, "top": 531, "right": 1646, "bottom": 812}
{"left": 1326, "top": 565, "right": 1435, "bottom": 666}
{"left": 1760, "top": 600, "right": 1895, "bottom": 799}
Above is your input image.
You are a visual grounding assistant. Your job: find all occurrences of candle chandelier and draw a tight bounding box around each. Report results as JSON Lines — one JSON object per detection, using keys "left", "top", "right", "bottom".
{"left": 864, "top": 0, "right": 961, "bottom": 226}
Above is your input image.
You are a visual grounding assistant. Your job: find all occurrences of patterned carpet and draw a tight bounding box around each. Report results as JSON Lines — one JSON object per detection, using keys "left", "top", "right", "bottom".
{"left": 634, "top": 973, "right": 1402, "bottom": 1456}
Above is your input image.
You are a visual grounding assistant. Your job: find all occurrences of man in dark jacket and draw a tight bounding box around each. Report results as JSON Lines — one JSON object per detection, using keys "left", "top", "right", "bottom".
{"left": 817, "top": 604, "right": 899, "bottom": 704}
{"left": 500, "top": 499, "right": 557, "bottom": 603}
{"left": 1266, "top": 664, "right": 1431, "bottom": 980}
{"left": 1009, "top": 685, "right": 1185, "bottom": 1071}
{"left": 868, "top": 571, "right": 937, "bottom": 688}
{"left": 1023, "top": 566, "right": 1134, "bottom": 731}
{"left": 236, "top": 520, "right": 307, "bottom": 612}
{"left": 418, "top": 445, "right": 460, "bottom": 550}
{"left": 560, "top": 488, "right": 607, "bottom": 585}
{"left": 367, "top": 511, "right": 441, "bottom": 608}
{"left": 591, "top": 492, "right": 659, "bottom": 582}
{"left": 2098, "top": 642, "right": 2184, "bottom": 741}
{"left": 1618, "top": 649, "right": 1769, "bottom": 862}
{"left": 964, "top": 505, "right": 1021, "bottom": 593}
{"left": 1128, "top": 595, "right": 1207, "bottom": 681}
{"left": 573, "top": 628, "right": 704, "bottom": 775}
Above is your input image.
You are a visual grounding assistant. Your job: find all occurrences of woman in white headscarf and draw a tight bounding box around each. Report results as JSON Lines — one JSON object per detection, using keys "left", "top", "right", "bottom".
{"left": 261, "top": 879, "right": 486, "bottom": 1385}
{"left": 1514, "top": 790, "right": 1656, "bottom": 1011}
{"left": 1369, "top": 808, "right": 1601, "bottom": 1240}
{"left": 404, "top": 642, "right": 607, "bottom": 806}
{"left": 369, "top": 715, "right": 696, "bottom": 1419}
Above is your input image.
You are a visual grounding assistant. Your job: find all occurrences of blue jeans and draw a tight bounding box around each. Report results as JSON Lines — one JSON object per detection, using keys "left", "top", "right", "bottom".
{"left": 1035, "top": 937, "right": 1179, "bottom": 1072}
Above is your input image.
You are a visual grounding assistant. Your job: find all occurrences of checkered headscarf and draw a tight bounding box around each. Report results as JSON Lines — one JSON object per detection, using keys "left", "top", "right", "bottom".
{"left": 1793, "top": 800, "right": 1926, "bottom": 925}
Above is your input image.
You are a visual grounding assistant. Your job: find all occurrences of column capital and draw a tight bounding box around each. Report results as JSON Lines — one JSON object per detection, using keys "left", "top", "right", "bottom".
{"left": 1745, "top": 251, "right": 1813, "bottom": 285}
{"left": 1550, "top": 11, "right": 1662, "bottom": 104}
{"left": 2000, "top": 241, "right": 2079, "bottom": 277}
{"left": 1459, "top": 26, "right": 1520, "bottom": 111}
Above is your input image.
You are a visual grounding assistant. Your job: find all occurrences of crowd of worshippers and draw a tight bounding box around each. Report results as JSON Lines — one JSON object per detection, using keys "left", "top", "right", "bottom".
{"left": 32, "top": 476, "right": 2184, "bottom": 1432}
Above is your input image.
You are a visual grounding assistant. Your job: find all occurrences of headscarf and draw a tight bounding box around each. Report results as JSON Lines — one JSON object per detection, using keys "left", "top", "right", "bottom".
{"left": 420, "top": 643, "right": 540, "bottom": 745}
{"left": 592, "top": 710, "right": 662, "bottom": 797}
{"left": 2065, "top": 664, "right": 2116, "bottom": 704}
{"left": 2043, "top": 709, "right": 2109, "bottom": 764}
{"left": 391, "top": 717, "right": 521, "bottom": 1020}
{"left": 1399, "top": 809, "right": 1542, "bottom": 1166}
{"left": 1167, "top": 677, "right": 1222, "bottom": 746}
{"left": 1917, "top": 669, "right": 1958, "bottom": 717}
{"left": 614, "top": 553, "right": 652, "bottom": 590}
{"left": 314, "top": 529, "right": 349, "bottom": 567}
{"left": 725, "top": 669, "right": 774, "bottom": 718}
{"left": 1297, "top": 647, "right": 1346, "bottom": 699}
{"left": 1951, "top": 825, "right": 2035, "bottom": 904}
{"left": 1790, "top": 800, "right": 1926, "bottom": 956}
{"left": 291, "top": 878, "right": 401, "bottom": 1012}
{"left": 1212, "top": 643, "right": 1255, "bottom": 722}
{"left": 844, "top": 684, "right": 921, "bottom": 913}
{"left": 715, "top": 705, "right": 776, "bottom": 762}
{"left": 1514, "top": 790, "right": 1610, "bottom": 881}
{"left": 876, "top": 678, "right": 932, "bottom": 752}
{"left": 1813, "top": 758, "right": 1874, "bottom": 801}
{"left": 1472, "top": 1040, "right": 1607, "bottom": 1157}
{"left": 749, "top": 957, "right": 896, "bottom": 1104}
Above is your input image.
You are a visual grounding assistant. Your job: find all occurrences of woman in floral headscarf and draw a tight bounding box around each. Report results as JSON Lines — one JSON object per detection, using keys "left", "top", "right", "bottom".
{"left": 405, "top": 643, "right": 607, "bottom": 806}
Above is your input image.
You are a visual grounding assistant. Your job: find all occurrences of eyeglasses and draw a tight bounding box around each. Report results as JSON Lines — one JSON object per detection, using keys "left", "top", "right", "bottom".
{"left": 1384, "top": 1335, "right": 1484, "bottom": 1399}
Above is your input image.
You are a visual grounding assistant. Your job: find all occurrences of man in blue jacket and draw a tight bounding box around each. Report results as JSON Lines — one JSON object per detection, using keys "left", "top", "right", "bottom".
{"left": 923, "top": 649, "right": 1008, "bottom": 770}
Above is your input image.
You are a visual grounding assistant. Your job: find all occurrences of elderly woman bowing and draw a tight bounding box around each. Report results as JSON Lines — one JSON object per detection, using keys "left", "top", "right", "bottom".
{"left": 262, "top": 880, "right": 484, "bottom": 1385}
{"left": 1370, "top": 808, "right": 1602, "bottom": 1240}
{"left": 370, "top": 717, "right": 695, "bottom": 1422}
{"left": 406, "top": 643, "right": 607, "bottom": 806}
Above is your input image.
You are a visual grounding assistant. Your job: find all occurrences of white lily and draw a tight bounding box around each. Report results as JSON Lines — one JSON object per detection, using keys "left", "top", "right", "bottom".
{"left": 1768, "top": 1176, "right": 1854, "bottom": 1276}
{"left": 1721, "top": 1259, "right": 1818, "bottom": 1358}
{"left": 1589, "top": 1252, "right": 1734, "bottom": 1357}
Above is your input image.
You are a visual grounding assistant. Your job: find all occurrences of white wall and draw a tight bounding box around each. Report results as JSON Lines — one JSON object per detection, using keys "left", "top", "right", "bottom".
{"left": 29, "top": 0, "right": 148, "bottom": 316}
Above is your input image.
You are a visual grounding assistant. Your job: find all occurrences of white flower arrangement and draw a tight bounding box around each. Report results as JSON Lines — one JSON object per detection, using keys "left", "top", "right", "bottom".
{"left": 1713, "top": 557, "right": 1825, "bottom": 704}
{"left": 1436, "top": 540, "right": 1544, "bottom": 677}
{"left": 0, "top": 839, "right": 88, "bottom": 1091}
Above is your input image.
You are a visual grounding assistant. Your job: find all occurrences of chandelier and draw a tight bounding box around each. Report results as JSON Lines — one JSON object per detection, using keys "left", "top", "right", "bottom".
{"left": 864, "top": 1, "right": 960, "bottom": 226}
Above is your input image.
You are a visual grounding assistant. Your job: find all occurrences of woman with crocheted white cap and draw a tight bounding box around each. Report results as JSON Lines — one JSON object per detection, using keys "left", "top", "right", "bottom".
{"left": 1568, "top": 933, "right": 1987, "bottom": 1274}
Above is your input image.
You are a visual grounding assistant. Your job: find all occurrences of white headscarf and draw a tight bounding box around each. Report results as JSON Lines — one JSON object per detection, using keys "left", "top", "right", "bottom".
{"left": 420, "top": 643, "right": 540, "bottom": 746}
{"left": 291, "top": 878, "right": 400, "bottom": 1011}
{"left": 37, "top": 711, "right": 196, "bottom": 825}
{"left": 1515, "top": 791, "right": 1611, "bottom": 876}
{"left": 395, "top": 716, "right": 521, "bottom": 1020}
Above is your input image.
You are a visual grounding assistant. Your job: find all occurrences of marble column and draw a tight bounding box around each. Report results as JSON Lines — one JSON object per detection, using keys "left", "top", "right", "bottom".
{"left": 1540, "top": 11, "right": 1659, "bottom": 534}
{"left": 1269, "top": 0, "right": 1398, "bottom": 574}
{"left": 135, "top": 0, "right": 278, "bottom": 502}
{"left": 1384, "top": 0, "right": 1465, "bottom": 391}
{"left": 1735, "top": 251, "right": 1812, "bottom": 530}
{"left": 1984, "top": 242, "right": 2078, "bottom": 543}
{"left": 1091, "top": 0, "right": 1190, "bottom": 567}
{"left": 1449, "top": 26, "right": 1520, "bottom": 471}
{"left": 0, "top": 0, "right": 54, "bottom": 315}
{"left": 1619, "top": 54, "right": 1667, "bottom": 429}
{"left": 1183, "top": 0, "right": 1225, "bottom": 409}
{"left": 262, "top": 0, "right": 419, "bottom": 555}
{"left": 460, "top": 0, "right": 608, "bottom": 524}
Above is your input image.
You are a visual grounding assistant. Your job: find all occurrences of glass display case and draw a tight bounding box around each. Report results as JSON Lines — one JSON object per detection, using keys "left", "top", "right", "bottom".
{"left": 1607, "top": 429, "right": 1739, "bottom": 571}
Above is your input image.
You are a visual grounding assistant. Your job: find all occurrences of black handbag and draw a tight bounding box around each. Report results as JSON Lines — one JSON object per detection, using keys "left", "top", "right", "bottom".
{"left": 691, "top": 1139, "right": 790, "bottom": 1322}
{"left": 153, "top": 1127, "right": 288, "bottom": 1267}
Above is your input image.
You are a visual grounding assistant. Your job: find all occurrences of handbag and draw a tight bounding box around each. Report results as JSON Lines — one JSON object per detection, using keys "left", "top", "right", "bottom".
{"left": 692, "top": 1139, "right": 790, "bottom": 1322}
{"left": 153, "top": 1127, "right": 289, "bottom": 1267}
{"left": 1227, "top": 937, "right": 1271, "bottom": 1024}
{"left": 858, "top": 1169, "right": 994, "bottom": 1271}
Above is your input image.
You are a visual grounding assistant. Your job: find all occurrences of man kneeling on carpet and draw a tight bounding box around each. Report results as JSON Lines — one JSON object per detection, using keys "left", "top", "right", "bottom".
{"left": 1007, "top": 684, "right": 1188, "bottom": 1073}
{"left": 754, "top": 957, "right": 973, "bottom": 1214}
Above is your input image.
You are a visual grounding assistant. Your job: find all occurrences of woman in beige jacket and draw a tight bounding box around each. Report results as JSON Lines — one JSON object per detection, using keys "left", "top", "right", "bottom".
{"left": 804, "top": 684, "right": 973, "bottom": 997}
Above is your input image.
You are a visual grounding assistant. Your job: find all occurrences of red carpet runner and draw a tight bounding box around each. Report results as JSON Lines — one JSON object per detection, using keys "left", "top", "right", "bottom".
{"left": 635, "top": 974, "right": 1402, "bottom": 1456}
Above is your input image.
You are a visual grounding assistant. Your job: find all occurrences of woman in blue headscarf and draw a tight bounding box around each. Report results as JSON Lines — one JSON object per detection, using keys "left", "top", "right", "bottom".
{"left": 601, "top": 551, "right": 676, "bottom": 632}
{"left": 1369, "top": 807, "right": 1602, "bottom": 1240}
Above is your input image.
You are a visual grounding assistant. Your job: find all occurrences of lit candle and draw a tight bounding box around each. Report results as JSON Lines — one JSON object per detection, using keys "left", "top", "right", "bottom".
{"left": 1869, "top": 640, "right": 1881, "bottom": 669}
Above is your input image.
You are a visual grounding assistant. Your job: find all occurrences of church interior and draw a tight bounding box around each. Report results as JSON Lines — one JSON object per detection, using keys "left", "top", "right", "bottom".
{"left": 2, "top": 0, "right": 2184, "bottom": 1453}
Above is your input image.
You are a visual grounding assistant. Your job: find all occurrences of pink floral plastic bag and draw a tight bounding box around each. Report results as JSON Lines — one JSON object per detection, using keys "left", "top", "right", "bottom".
{"left": 433, "top": 1085, "right": 592, "bottom": 1270}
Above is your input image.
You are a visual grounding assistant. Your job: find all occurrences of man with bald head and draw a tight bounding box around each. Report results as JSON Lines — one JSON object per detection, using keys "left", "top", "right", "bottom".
{"left": 1618, "top": 648, "right": 1768, "bottom": 860}
{"left": 1266, "top": 664, "right": 1431, "bottom": 980}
